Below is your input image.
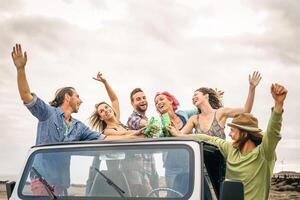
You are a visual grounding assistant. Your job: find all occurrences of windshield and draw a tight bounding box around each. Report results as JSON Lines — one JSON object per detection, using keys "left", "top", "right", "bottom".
{"left": 18, "top": 144, "right": 194, "bottom": 199}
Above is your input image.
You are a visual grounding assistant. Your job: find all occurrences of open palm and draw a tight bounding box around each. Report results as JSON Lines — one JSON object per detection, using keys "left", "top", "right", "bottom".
{"left": 93, "top": 72, "right": 106, "bottom": 83}
{"left": 11, "top": 44, "right": 27, "bottom": 69}
{"left": 249, "top": 71, "right": 262, "bottom": 87}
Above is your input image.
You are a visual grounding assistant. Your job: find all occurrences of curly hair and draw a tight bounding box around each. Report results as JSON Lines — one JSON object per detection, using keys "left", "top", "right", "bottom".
{"left": 194, "top": 87, "right": 223, "bottom": 112}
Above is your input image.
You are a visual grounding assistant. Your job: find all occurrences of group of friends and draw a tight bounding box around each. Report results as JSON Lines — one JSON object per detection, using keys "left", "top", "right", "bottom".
{"left": 11, "top": 43, "right": 287, "bottom": 200}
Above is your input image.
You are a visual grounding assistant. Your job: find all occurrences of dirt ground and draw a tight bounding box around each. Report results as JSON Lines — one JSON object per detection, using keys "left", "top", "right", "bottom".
{"left": 269, "top": 190, "right": 300, "bottom": 200}
{"left": 0, "top": 192, "right": 7, "bottom": 200}
{"left": 1, "top": 190, "right": 300, "bottom": 199}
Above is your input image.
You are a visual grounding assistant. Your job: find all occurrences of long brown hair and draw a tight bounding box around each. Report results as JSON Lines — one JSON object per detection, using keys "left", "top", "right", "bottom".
{"left": 89, "top": 102, "right": 116, "bottom": 132}
{"left": 49, "top": 87, "right": 75, "bottom": 107}
{"left": 194, "top": 87, "right": 223, "bottom": 113}
{"left": 232, "top": 131, "right": 249, "bottom": 150}
{"left": 232, "top": 130, "right": 262, "bottom": 150}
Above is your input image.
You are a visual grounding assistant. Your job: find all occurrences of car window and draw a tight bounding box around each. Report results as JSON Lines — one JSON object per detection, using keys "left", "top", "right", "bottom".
{"left": 18, "top": 144, "right": 194, "bottom": 199}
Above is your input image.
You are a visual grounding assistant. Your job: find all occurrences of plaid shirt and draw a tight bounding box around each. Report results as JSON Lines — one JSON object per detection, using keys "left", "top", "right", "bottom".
{"left": 127, "top": 111, "right": 148, "bottom": 130}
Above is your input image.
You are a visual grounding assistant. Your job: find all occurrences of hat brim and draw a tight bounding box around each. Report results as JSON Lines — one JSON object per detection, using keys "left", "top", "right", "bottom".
{"left": 227, "top": 122, "right": 262, "bottom": 133}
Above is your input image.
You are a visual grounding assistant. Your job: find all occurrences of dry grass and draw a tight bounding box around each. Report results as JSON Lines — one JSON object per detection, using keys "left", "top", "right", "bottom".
{"left": 269, "top": 190, "right": 300, "bottom": 200}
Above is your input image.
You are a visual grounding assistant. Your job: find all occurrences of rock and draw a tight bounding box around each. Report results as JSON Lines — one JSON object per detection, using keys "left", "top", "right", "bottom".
{"left": 276, "top": 180, "right": 287, "bottom": 187}
{"left": 277, "top": 185, "right": 296, "bottom": 191}
{"left": 291, "top": 182, "right": 298, "bottom": 187}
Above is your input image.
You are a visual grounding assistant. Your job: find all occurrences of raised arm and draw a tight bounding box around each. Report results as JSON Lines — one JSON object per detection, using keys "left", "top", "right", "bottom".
{"left": 243, "top": 71, "right": 262, "bottom": 113}
{"left": 219, "top": 71, "right": 261, "bottom": 122}
{"left": 261, "top": 83, "right": 287, "bottom": 161}
{"left": 93, "top": 72, "right": 120, "bottom": 120}
{"left": 271, "top": 83, "right": 286, "bottom": 113}
{"left": 11, "top": 44, "right": 33, "bottom": 104}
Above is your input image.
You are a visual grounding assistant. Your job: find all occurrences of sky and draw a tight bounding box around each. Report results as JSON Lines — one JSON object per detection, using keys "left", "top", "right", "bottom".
{"left": 0, "top": 0, "right": 299, "bottom": 180}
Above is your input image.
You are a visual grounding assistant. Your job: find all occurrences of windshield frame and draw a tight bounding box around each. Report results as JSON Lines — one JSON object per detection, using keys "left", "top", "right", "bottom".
{"left": 17, "top": 141, "right": 196, "bottom": 200}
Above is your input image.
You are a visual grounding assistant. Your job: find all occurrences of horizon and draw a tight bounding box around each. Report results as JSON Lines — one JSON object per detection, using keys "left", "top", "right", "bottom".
{"left": 1, "top": 170, "right": 300, "bottom": 182}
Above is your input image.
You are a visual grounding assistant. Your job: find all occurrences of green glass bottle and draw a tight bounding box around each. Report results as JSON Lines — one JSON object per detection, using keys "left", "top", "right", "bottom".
{"left": 161, "top": 113, "right": 172, "bottom": 137}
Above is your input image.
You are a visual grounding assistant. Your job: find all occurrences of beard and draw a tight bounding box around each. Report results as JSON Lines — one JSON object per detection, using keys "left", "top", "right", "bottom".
{"left": 70, "top": 103, "right": 79, "bottom": 113}
{"left": 136, "top": 104, "right": 147, "bottom": 113}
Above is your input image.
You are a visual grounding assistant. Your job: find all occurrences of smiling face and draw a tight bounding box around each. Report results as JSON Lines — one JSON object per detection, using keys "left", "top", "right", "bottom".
{"left": 97, "top": 103, "right": 115, "bottom": 121}
{"left": 192, "top": 90, "right": 208, "bottom": 107}
{"left": 155, "top": 94, "right": 173, "bottom": 114}
{"left": 68, "top": 90, "right": 82, "bottom": 113}
{"left": 131, "top": 91, "right": 148, "bottom": 113}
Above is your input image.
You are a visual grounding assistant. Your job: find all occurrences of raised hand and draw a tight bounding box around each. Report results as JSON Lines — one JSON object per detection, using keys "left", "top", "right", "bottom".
{"left": 249, "top": 71, "right": 262, "bottom": 88}
{"left": 271, "top": 83, "right": 287, "bottom": 105}
{"left": 93, "top": 72, "right": 107, "bottom": 83}
{"left": 11, "top": 44, "right": 33, "bottom": 103}
{"left": 11, "top": 44, "right": 27, "bottom": 70}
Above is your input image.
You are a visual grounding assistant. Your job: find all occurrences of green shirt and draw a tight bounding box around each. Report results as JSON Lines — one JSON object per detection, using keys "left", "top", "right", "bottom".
{"left": 193, "top": 110, "right": 282, "bottom": 200}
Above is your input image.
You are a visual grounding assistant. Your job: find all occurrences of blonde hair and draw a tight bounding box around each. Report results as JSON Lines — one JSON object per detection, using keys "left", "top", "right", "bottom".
{"left": 89, "top": 102, "right": 116, "bottom": 132}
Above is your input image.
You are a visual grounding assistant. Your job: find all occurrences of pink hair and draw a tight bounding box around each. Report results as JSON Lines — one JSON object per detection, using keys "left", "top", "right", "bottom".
{"left": 155, "top": 91, "right": 180, "bottom": 111}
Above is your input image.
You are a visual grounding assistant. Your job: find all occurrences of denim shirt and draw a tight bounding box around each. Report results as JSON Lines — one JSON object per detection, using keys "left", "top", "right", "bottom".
{"left": 176, "top": 108, "right": 198, "bottom": 122}
{"left": 25, "top": 93, "right": 105, "bottom": 145}
{"left": 26, "top": 93, "right": 105, "bottom": 188}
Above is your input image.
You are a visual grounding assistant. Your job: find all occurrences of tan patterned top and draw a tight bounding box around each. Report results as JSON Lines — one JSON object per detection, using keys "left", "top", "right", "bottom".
{"left": 194, "top": 111, "right": 226, "bottom": 139}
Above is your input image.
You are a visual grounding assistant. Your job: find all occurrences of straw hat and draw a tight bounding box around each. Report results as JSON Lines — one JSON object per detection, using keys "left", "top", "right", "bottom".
{"left": 227, "top": 113, "right": 263, "bottom": 137}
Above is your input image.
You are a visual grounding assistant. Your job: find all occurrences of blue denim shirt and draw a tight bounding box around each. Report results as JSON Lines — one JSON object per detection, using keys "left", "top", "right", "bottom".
{"left": 25, "top": 93, "right": 105, "bottom": 145}
{"left": 176, "top": 108, "right": 198, "bottom": 122}
{"left": 25, "top": 93, "right": 105, "bottom": 188}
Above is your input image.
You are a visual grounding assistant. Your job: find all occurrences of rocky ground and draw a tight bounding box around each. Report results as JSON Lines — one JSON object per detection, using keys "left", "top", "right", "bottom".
{"left": 269, "top": 190, "right": 300, "bottom": 200}
{"left": 1, "top": 188, "right": 299, "bottom": 200}
{"left": 1, "top": 171, "right": 300, "bottom": 199}
{"left": 269, "top": 172, "right": 300, "bottom": 200}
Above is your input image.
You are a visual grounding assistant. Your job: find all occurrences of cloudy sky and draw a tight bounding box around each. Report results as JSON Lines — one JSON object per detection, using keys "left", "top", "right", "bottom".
{"left": 0, "top": 0, "right": 299, "bottom": 180}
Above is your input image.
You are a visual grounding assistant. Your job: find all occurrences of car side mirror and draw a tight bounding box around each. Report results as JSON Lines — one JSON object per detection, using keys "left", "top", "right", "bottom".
{"left": 6, "top": 181, "right": 16, "bottom": 199}
{"left": 219, "top": 179, "right": 244, "bottom": 200}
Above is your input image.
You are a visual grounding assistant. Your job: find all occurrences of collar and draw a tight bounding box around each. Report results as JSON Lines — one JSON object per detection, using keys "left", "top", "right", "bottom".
{"left": 133, "top": 110, "right": 147, "bottom": 118}
{"left": 57, "top": 107, "right": 65, "bottom": 116}
{"left": 57, "top": 107, "right": 78, "bottom": 123}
